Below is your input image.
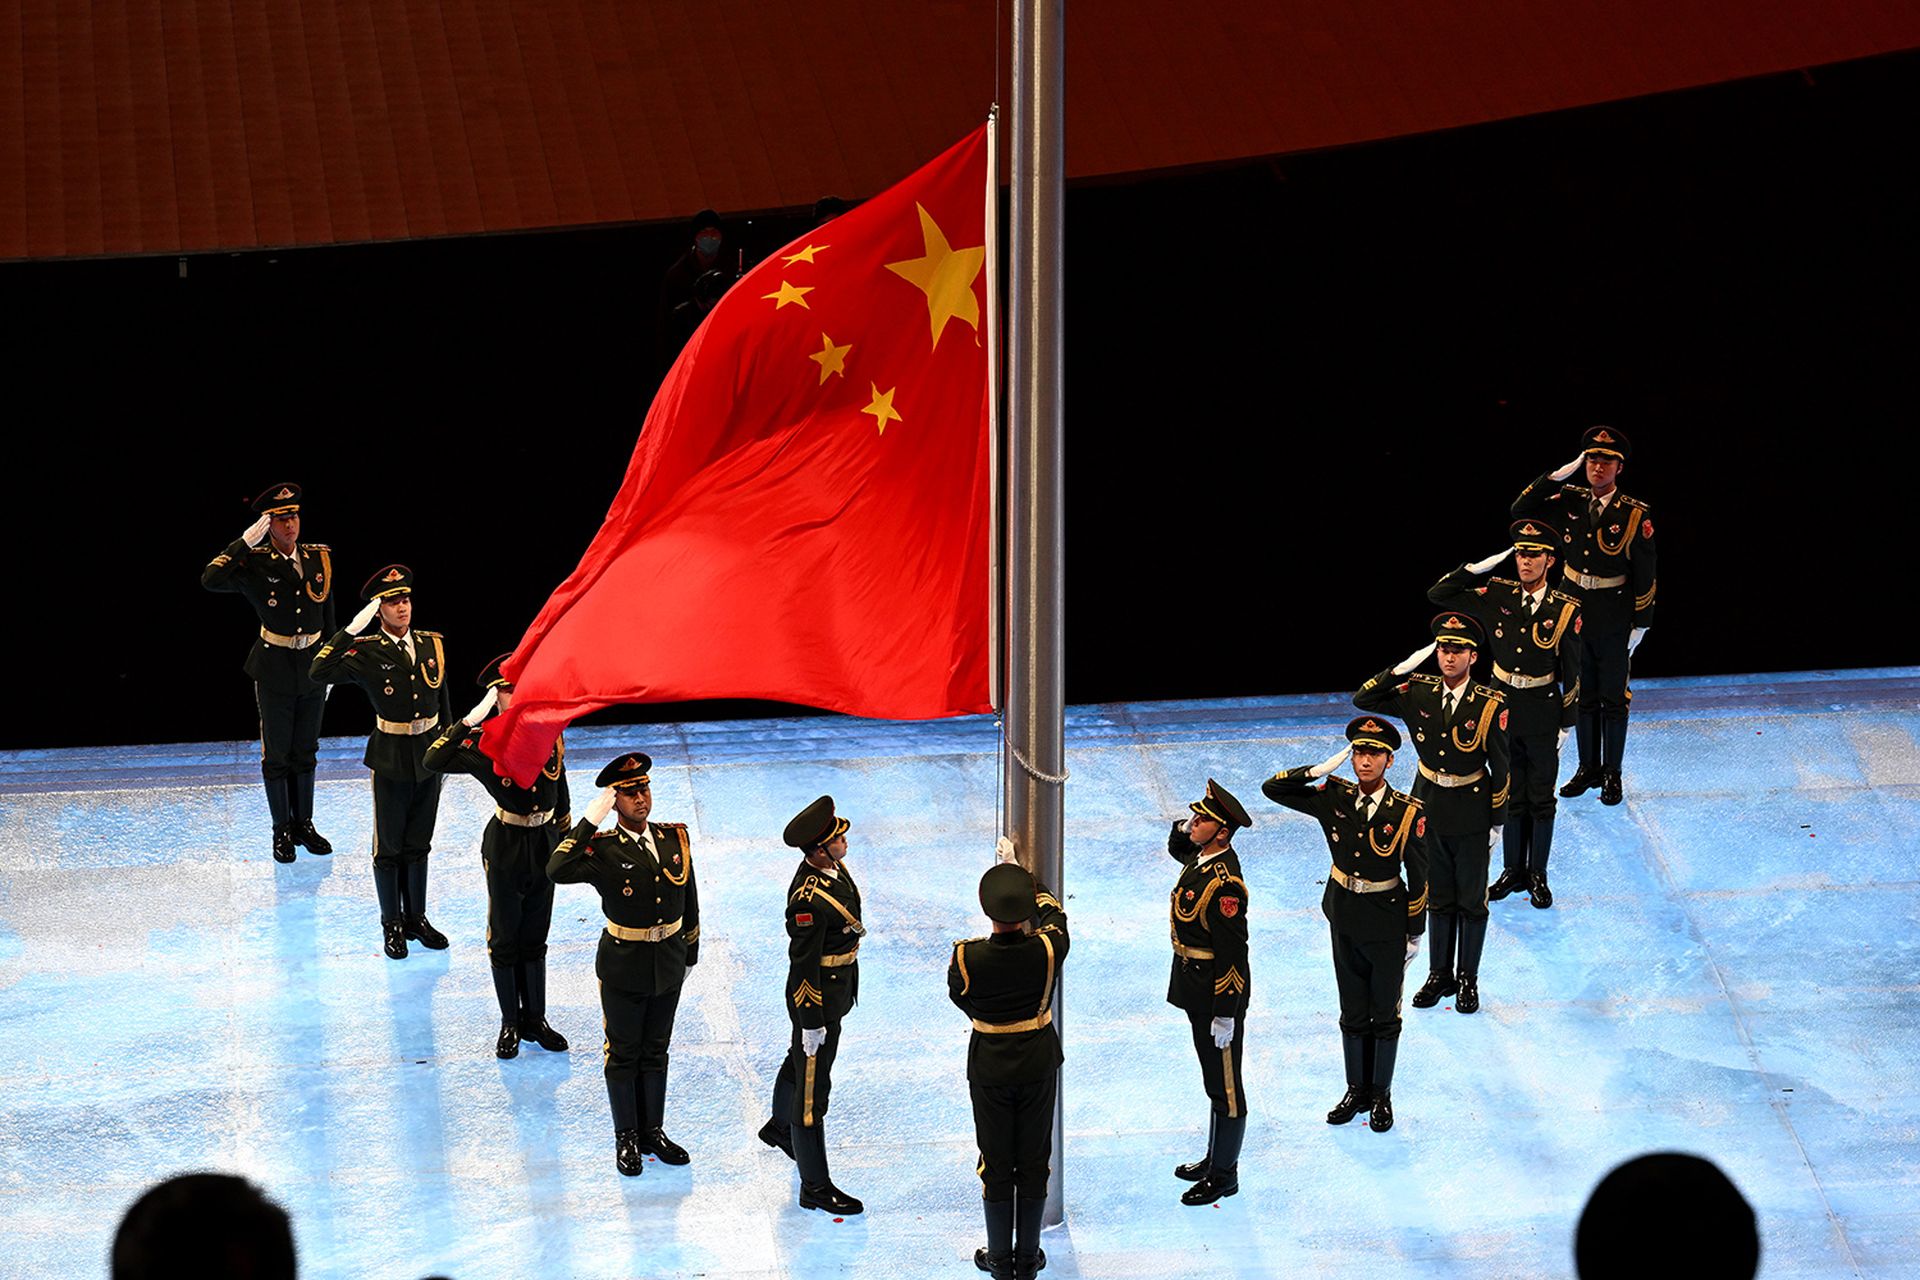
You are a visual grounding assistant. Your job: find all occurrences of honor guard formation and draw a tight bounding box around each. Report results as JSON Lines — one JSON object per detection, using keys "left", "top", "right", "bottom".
{"left": 197, "top": 429, "right": 1654, "bottom": 1257}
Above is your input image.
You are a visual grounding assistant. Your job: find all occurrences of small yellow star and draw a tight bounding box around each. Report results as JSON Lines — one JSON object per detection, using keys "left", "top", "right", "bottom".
{"left": 762, "top": 280, "right": 814, "bottom": 310}
{"left": 782, "top": 243, "right": 829, "bottom": 266}
{"left": 862, "top": 383, "right": 902, "bottom": 435}
{"left": 809, "top": 333, "right": 852, "bottom": 384}
{"left": 885, "top": 204, "right": 985, "bottom": 349}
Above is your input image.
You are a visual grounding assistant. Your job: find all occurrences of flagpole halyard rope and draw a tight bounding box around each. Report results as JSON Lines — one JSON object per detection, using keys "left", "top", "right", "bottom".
{"left": 1004, "top": 732, "right": 1069, "bottom": 785}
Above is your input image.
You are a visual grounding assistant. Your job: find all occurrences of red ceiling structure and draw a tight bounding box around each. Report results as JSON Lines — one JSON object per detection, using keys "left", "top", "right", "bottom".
{"left": 2, "top": 0, "right": 1916, "bottom": 261}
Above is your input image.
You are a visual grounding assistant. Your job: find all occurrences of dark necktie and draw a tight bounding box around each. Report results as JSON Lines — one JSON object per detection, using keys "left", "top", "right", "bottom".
{"left": 1588, "top": 496, "right": 1603, "bottom": 527}
{"left": 1443, "top": 690, "right": 1458, "bottom": 724}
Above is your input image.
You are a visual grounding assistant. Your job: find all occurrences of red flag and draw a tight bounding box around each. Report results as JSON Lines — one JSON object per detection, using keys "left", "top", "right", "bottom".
{"left": 483, "top": 126, "right": 993, "bottom": 785}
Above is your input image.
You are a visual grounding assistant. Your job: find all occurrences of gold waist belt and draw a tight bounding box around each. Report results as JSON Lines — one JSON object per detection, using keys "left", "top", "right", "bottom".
{"left": 1492, "top": 663, "right": 1555, "bottom": 690}
{"left": 605, "top": 917, "right": 683, "bottom": 944}
{"left": 820, "top": 947, "right": 859, "bottom": 968}
{"left": 1330, "top": 865, "right": 1400, "bottom": 894}
{"left": 1564, "top": 566, "right": 1627, "bottom": 591}
{"left": 1171, "top": 939, "right": 1214, "bottom": 961}
{"left": 972, "top": 1010, "right": 1054, "bottom": 1034}
{"left": 376, "top": 715, "right": 441, "bottom": 736}
{"left": 260, "top": 627, "right": 322, "bottom": 650}
{"left": 495, "top": 807, "right": 567, "bottom": 828}
{"left": 1418, "top": 762, "right": 1486, "bottom": 788}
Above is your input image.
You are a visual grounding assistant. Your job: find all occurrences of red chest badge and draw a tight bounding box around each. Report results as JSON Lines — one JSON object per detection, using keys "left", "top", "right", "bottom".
{"left": 1416, "top": 816, "right": 1427, "bottom": 838}
{"left": 1218, "top": 896, "right": 1240, "bottom": 918}
{"left": 1499, "top": 709, "right": 1510, "bottom": 731}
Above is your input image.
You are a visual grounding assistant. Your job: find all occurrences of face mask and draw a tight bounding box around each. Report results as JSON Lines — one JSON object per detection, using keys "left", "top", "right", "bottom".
{"left": 695, "top": 233, "right": 722, "bottom": 256}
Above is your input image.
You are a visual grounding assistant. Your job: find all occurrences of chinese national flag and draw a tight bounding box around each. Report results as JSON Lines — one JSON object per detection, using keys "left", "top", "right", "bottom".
{"left": 483, "top": 125, "right": 993, "bottom": 785}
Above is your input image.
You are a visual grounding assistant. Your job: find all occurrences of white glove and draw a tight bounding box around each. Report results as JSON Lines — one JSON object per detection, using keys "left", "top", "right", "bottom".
{"left": 1466, "top": 547, "right": 1511, "bottom": 574}
{"left": 1627, "top": 627, "right": 1648, "bottom": 656}
{"left": 584, "top": 785, "right": 617, "bottom": 826}
{"left": 1551, "top": 453, "right": 1587, "bottom": 482}
{"left": 1405, "top": 936, "right": 1421, "bottom": 970}
{"left": 1490, "top": 826, "right": 1503, "bottom": 850}
{"left": 462, "top": 687, "right": 498, "bottom": 727}
{"left": 801, "top": 1027, "right": 827, "bottom": 1057}
{"left": 348, "top": 598, "right": 381, "bottom": 632}
{"left": 242, "top": 513, "right": 273, "bottom": 546}
{"left": 995, "top": 835, "right": 1019, "bottom": 865}
{"left": 1307, "top": 746, "right": 1351, "bottom": 779}
{"left": 1392, "top": 641, "right": 1436, "bottom": 676}
{"left": 1557, "top": 727, "right": 1571, "bottom": 751}
{"left": 1209, "top": 1016, "right": 1235, "bottom": 1049}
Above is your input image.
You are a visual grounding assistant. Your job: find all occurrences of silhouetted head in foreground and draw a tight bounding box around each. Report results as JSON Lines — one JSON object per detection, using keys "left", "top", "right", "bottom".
{"left": 113, "top": 1173, "right": 296, "bottom": 1280}
{"left": 1576, "top": 1152, "right": 1758, "bottom": 1279}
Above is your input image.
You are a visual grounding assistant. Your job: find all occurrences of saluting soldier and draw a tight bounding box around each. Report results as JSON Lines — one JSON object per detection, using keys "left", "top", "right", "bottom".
{"left": 1355, "top": 613, "right": 1509, "bottom": 1014}
{"left": 757, "top": 796, "right": 864, "bottom": 1215}
{"left": 423, "top": 655, "right": 571, "bottom": 1059}
{"left": 949, "top": 849, "right": 1068, "bottom": 1280}
{"left": 1511, "top": 426, "right": 1657, "bottom": 805}
{"left": 548, "top": 753, "right": 700, "bottom": 1177}
{"left": 1166, "top": 779, "right": 1253, "bottom": 1207}
{"left": 200, "top": 483, "right": 337, "bottom": 864}
{"left": 1429, "top": 518, "right": 1582, "bottom": 907}
{"left": 1263, "top": 717, "right": 1429, "bottom": 1133}
{"left": 308, "top": 565, "right": 452, "bottom": 959}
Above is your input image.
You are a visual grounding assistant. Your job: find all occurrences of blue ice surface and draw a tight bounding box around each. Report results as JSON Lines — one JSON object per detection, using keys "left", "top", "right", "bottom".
{"left": 0, "top": 668, "right": 1916, "bottom": 1278}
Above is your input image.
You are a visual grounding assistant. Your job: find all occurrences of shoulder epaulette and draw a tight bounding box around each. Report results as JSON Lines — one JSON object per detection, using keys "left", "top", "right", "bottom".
{"left": 1488, "top": 576, "right": 1519, "bottom": 590}
{"left": 1408, "top": 673, "right": 1442, "bottom": 687}
{"left": 416, "top": 629, "right": 442, "bottom": 639}
{"left": 1325, "top": 775, "right": 1356, "bottom": 793}
{"left": 1618, "top": 494, "right": 1649, "bottom": 511}
{"left": 658, "top": 821, "right": 688, "bottom": 830}
{"left": 1394, "top": 789, "right": 1422, "bottom": 810}
{"left": 1474, "top": 683, "right": 1505, "bottom": 702}
{"left": 954, "top": 935, "right": 988, "bottom": 948}
{"left": 1564, "top": 483, "right": 1593, "bottom": 498}
{"left": 247, "top": 544, "right": 272, "bottom": 555}
{"left": 303, "top": 542, "right": 332, "bottom": 551}
{"left": 1549, "top": 589, "right": 1579, "bottom": 605}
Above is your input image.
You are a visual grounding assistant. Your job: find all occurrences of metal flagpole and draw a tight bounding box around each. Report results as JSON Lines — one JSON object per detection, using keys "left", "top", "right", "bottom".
{"left": 1004, "top": 0, "right": 1066, "bottom": 1228}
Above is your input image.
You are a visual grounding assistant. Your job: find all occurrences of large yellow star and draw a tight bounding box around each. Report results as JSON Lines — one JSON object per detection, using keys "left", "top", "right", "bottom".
{"left": 885, "top": 204, "right": 985, "bottom": 349}
{"left": 862, "top": 383, "right": 903, "bottom": 435}
{"left": 782, "top": 243, "right": 828, "bottom": 266}
{"left": 809, "top": 333, "right": 852, "bottom": 383}
{"left": 762, "top": 280, "right": 814, "bottom": 310}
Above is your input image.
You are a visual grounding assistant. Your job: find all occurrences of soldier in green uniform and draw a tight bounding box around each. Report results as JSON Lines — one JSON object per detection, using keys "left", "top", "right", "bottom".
{"left": 548, "top": 753, "right": 701, "bottom": 1177}
{"left": 1429, "top": 518, "right": 1582, "bottom": 907}
{"left": 308, "top": 565, "right": 453, "bottom": 959}
{"left": 200, "top": 483, "right": 337, "bottom": 863}
{"left": 1166, "top": 779, "right": 1253, "bottom": 1206}
{"left": 1511, "top": 426, "right": 1657, "bottom": 805}
{"left": 757, "top": 795, "right": 863, "bottom": 1215}
{"left": 423, "top": 655, "right": 571, "bottom": 1058}
{"left": 1263, "top": 716, "right": 1429, "bottom": 1133}
{"left": 949, "top": 850, "right": 1067, "bottom": 1280}
{"left": 1354, "top": 613, "right": 1509, "bottom": 1014}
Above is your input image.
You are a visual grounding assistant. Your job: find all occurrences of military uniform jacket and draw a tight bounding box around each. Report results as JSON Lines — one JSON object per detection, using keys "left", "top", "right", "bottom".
{"left": 422, "top": 723, "right": 571, "bottom": 824}
{"left": 1354, "top": 668, "right": 1510, "bottom": 835}
{"left": 1429, "top": 565, "right": 1580, "bottom": 737}
{"left": 1165, "top": 826, "right": 1251, "bottom": 1019}
{"left": 548, "top": 818, "right": 700, "bottom": 996}
{"left": 947, "top": 885, "right": 1068, "bottom": 1085}
{"left": 1512, "top": 472, "right": 1657, "bottom": 634}
{"left": 785, "top": 861, "right": 864, "bottom": 1031}
{"left": 308, "top": 627, "right": 453, "bottom": 781}
{"left": 1262, "top": 771, "right": 1429, "bottom": 943}
{"left": 200, "top": 539, "right": 337, "bottom": 694}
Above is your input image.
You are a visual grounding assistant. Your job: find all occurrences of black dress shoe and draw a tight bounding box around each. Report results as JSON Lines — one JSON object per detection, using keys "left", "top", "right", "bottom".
{"left": 1326, "top": 1085, "right": 1371, "bottom": 1125}
{"left": 800, "top": 1181, "right": 864, "bottom": 1214}
{"left": 1600, "top": 771, "right": 1624, "bottom": 806}
{"left": 382, "top": 919, "right": 408, "bottom": 960}
{"left": 641, "top": 1128, "right": 689, "bottom": 1165}
{"left": 1486, "top": 867, "right": 1527, "bottom": 901}
{"left": 1410, "top": 971, "right": 1457, "bottom": 1009}
{"left": 292, "top": 820, "right": 332, "bottom": 855}
{"left": 272, "top": 827, "right": 297, "bottom": 864}
{"left": 496, "top": 1024, "right": 520, "bottom": 1059}
{"left": 1455, "top": 976, "right": 1481, "bottom": 1014}
{"left": 1528, "top": 872, "right": 1554, "bottom": 909}
{"left": 757, "top": 1118, "right": 794, "bottom": 1160}
{"left": 973, "top": 1250, "right": 1013, "bottom": 1280}
{"left": 1559, "top": 767, "right": 1598, "bottom": 798}
{"left": 1180, "top": 1172, "right": 1238, "bottom": 1205}
{"left": 405, "top": 915, "right": 449, "bottom": 949}
{"left": 1369, "top": 1089, "right": 1395, "bottom": 1132}
{"left": 615, "top": 1129, "right": 644, "bottom": 1176}
{"left": 521, "top": 1021, "right": 569, "bottom": 1052}
{"left": 1173, "top": 1155, "right": 1210, "bottom": 1181}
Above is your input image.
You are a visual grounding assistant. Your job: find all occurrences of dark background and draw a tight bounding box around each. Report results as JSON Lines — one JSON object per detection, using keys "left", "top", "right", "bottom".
{"left": 3, "top": 51, "right": 1914, "bottom": 751}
